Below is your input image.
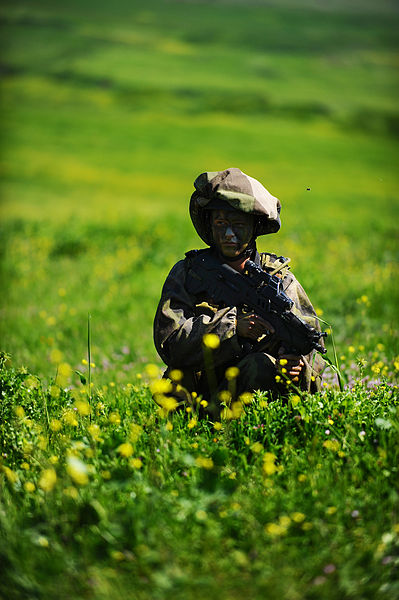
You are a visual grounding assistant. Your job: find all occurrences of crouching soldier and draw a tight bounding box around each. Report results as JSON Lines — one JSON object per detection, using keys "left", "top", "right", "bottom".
{"left": 153, "top": 168, "right": 326, "bottom": 415}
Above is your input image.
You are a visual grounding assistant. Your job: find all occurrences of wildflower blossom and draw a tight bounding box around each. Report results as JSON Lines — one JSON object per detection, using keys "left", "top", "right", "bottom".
{"left": 225, "top": 366, "right": 239, "bottom": 380}
{"left": 88, "top": 423, "right": 103, "bottom": 442}
{"left": 188, "top": 418, "right": 197, "bottom": 429}
{"left": 50, "top": 419, "right": 62, "bottom": 432}
{"left": 67, "top": 456, "right": 89, "bottom": 486}
{"left": 202, "top": 333, "right": 220, "bottom": 349}
{"left": 118, "top": 442, "right": 134, "bottom": 458}
{"left": 213, "top": 422, "right": 222, "bottom": 431}
{"left": 169, "top": 369, "right": 183, "bottom": 382}
{"left": 251, "top": 442, "right": 263, "bottom": 454}
{"left": 24, "top": 481, "right": 36, "bottom": 492}
{"left": 129, "top": 458, "right": 142, "bottom": 469}
{"left": 195, "top": 456, "right": 214, "bottom": 469}
{"left": 39, "top": 468, "right": 57, "bottom": 492}
{"left": 263, "top": 453, "right": 278, "bottom": 476}
{"left": 166, "top": 422, "right": 173, "bottom": 431}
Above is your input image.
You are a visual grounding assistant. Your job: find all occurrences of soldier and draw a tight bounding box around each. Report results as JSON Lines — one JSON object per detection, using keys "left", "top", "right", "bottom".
{"left": 153, "top": 168, "right": 325, "bottom": 415}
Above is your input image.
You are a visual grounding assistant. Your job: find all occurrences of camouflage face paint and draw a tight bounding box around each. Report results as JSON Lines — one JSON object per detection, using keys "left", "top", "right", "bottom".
{"left": 211, "top": 210, "right": 254, "bottom": 259}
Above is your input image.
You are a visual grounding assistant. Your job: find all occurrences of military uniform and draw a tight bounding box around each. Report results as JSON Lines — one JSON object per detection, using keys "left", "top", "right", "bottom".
{"left": 153, "top": 168, "right": 326, "bottom": 411}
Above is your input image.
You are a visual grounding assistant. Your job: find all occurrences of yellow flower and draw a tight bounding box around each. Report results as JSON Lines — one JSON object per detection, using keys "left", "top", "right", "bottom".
{"left": 213, "top": 422, "right": 223, "bottom": 431}
{"left": 298, "top": 474, "right": 307, "bottom": 482}
{"left": 63, "top": 409, "right": 78, "bottom": 427}
{"left": 225, "top": 366, "right": 240, "bottom": 380}
{"left": 291, "top": 395, "right": 301, "bottom": 407}
{"left": 231, "top": 401, "right": 243, "bottom": 419}
{"left": 326, "top": 506, "right": 337, "bottom": 515}
{"left": 21, "top": 462, "right": 30, "bottom": 470}
{"left": 221, "top": 407, "right": 233, "bottom": 420}
{"left": 169, "top": 369, "right": 183, "bottom": 382}
{"left": 111, "top": 551, "right": 125, "bottom": 561}
{"left": 202, "top": 333, "right": 220, "bottom": 349}
{"left": 15, "top": 405, "right": 25, "bottom": 418}
{"left": 218, "top": 390, "right": 232, "bottom": 404}
{"left": 263, "top": 453, "right": 278, "bottom": 476}
{"left": 66, "top": 456, "right": 89, "bottom": 486}
{"left": 117, "top": 442, "right": 134, "bottom": 458}
{"left": 195, "top": 456, "right": 214, "bottom": 469}
{"left": 24, "top": 482, "right": 36, "bottom": 493}
{"left": 196, "top": 510, "right": 207, "bottom": 521}
{"left": 376, "top": 343, "right": 385, "bottom": 352}
{"left": 251, "top": 442, "right": 263, "bottom": 454}
{"left": 145, "top": 363, "right": 160, "bottom": 379}
{"left": 265, "top": 522, "right": 286, "bottom": 537}
{"left": 88, "top": 423, "right": 103, "bottom": 442}
{"left": 50, "top": 348, "right": 63, "bottom": 364}
{"left": 158, "top": 396, "right": 178, "bottom": 412}
{"left": 200, "top": 400, "right": 208, "bottom": 407}
{"left": 82, "top": 359, "right": 88, "bottom": 365}
{"left": 239, "top": 392, "right": 253, "bottom": 405}
{"left": 166, "top": 421, "right": 173, "bottom": 431}
{"left": 150, "top": 379, "right": 173, "bottom": 395}
{"left": 50, "top": 419, "right": 62, "bottom": 432}
{"left": 49, "top": 455, "right": 59, "bottom": 464}
{"left": 323, "top": 439, "right": 340, "bottom": 452}
{"left": 39, "top": 468, "right": 57, "bottom": 492}
{"left": 275, "top": 375, "right": 281, "bottom": 383}
{"left": 109, "top": 412, "right": 121, "bottom": 425}
{"left": 75, "top": 400, "right": 91, "bottom": 416}
{"left": 101, "top": 470, "right": 111, "bottom": 480}
{"left": 291, "top": 512, "right": 306, "bottom": 523}
{"left": 56, "top": 362, "right": 72, "bottom": 386}
{"left": 37, "top": 536, "right": 49, "bottom": 548}
{"left": 188, "top": 418, "right": 197, "bottom": 429}
{"left": 63, "top": 486, "right": 79, "bottom": 499}
{"left": 348, "top": 346, "right": 355, "bottom": 354}
{"left": 279, "top": 515, "right": 291, "bottom": 528}
{"left": 315, "top": 307, "right": 324, "bottom": 316}
{"left": 279, "top": 358, "right": 288, "bottom": 366}
{"left": 129, "top": 458, "right": 143, "bottom": 469}
{"left": 3, "top": 466, "right": 18, "bottom": 484}
{"left": 129, "top": 423, "right": 142, "bottom": 442}
{"left": 259, "top": 399, "right": 268, "bottom": 408}
{"left": 49, "top": 385, "right": 60, "bottom": 399}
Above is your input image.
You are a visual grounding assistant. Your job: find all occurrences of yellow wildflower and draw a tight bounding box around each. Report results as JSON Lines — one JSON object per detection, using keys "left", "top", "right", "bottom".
{"left": 129, "top": 423, "right": 142, "bottom": 442}
{"left": 195, "top": 456, "right": 214, "bottom": 469}
{"left": 15, "top": 405, "right": 25, "bottom": 419}
{"left": 150, "top": 379, "right": 173, "bottom": 395}
{"left": 117, "top": 442, "right": 134, "bottom": 458}
{"left": 49, "top": 385, "right": 60, "bottom": 399}
{"left": 200, "top": 400, "right": 208, "bottom": 407}
{"left": 202, "top": 333, "right": 220, "bottom": 349}
{"left": 265, "top": 522, "right": 286, "bottom": 537}
{"left": 111, "top": 551, "right": 125, "bottom": 561}
{"left": 323, "top": 439, "right": 340, "bottom": 452}
{"left": 3, "top": 466, "right": 18, "bottom": 484}
{"left": 291, "top": 512, "right": 306, "bottom": 523}
{"left": 169, "top": 369, "right": 183, "bottom": 382}
{"left": 63, "top": 409, "right": 78, "bottom": 427}
{"left": 145, "top": 363, "right": 160, "bottom": 379}
{"left": 291, "top": 395, "right": 301, "bottom": 407}
{"left": 50, "top": 348, "right": 63, "bottom": 364}
{"left": 263, "top": 453, "right": 278, "bottom": 476}
{"left": 188, "top": 418, "right": 197, "bottom": 429}
{"left": 279, "top": 358, "right": 288, "bottom": 366}
{"left": 348, "top": 346, "right": 355, "bottom": 353}
{"left": 129, "top": 458, "right": 143, "bottom": 469}
{"left": 221, "top": 407, "right": 233, "bottom": 420}
{"left": 218, "top": 390, "right": 232, "bottom": 404}
{"left": 326, "top": 506, "right": 337, "bottom": 515}
{"left": 88, "top": 423, "right": 103, "bottom": 442}
{"left": 239, "top": 392, "right": 253, "bottom": 405}
{"left": 39, "top": 468, "right": 57, "bottom": 492}
{"left": 50, "top": 419, "right": 62, "bottom": 432}
{"left": 21, "top": 462, "right": 30, "bottom": 470}
{"left": 166, "top": 421, "right": 173, "bottom": 431}
{"left": 67, "top": 456, "right": 89, "bottom": 486}
{"left": 24, "top": 482, "right": 36, "bottom": 493}
{"left": 64, "top": 486, "right": 79, "bottom": 499}
{"left": 49, "top": 455, "right": 59, "bottom": 464}
{"left": 225, "top": 366, "right": 240, "bottom": 380}
{"left": 158, "top": 396, "right": 178, "bottom": 412}
{"left": 75, "top": 400, "right": 91, "bottom": 416}
{"left": 251, "top": 441, "right": 263, "bottom": 454}
{"left": 109, "top": 412, "right": 121, "bottom": 425}
{"left": 231, "top": 401, "right": 243, "bottom": 419}
{"left": 213, "top": 422, "right": 222, "bottom": 431}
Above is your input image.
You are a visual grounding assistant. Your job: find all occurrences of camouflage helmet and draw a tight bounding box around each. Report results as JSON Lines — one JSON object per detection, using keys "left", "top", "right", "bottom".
{"left": 189, "top": 167, "right": 281, "bottom": 245}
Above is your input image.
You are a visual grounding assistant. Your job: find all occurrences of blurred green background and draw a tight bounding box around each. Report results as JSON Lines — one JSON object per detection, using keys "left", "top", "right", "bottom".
{"left": 1, "top": 0, "right": 398, "bottom": 383}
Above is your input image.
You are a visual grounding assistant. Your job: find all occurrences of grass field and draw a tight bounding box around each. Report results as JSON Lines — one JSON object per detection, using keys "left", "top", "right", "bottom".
{"left": 1, "top": 1, "right": 398, "bottom": 598}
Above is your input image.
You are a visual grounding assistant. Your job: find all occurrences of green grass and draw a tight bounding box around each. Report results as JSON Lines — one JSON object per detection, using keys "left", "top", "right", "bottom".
{"left": 0, "top": 0, "right": 398, "bottom": 598}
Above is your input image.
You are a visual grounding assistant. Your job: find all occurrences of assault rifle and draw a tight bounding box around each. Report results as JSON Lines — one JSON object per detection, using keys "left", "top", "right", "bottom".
{"left": 185, "top": 250, "right": 327, "bottom": 356}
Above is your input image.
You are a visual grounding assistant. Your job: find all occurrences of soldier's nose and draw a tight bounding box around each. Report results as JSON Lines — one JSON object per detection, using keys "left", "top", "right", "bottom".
{"left": 224, "top": 226, "right": 236, "bottom": 240}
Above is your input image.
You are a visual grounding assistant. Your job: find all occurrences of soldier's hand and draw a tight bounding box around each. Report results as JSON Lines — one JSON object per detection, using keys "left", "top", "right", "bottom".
{"left": 236, "top": 313, "right": 275, "bottom": 341}
{"left": 277, "top": 347, "right": 304, "bottom": 382}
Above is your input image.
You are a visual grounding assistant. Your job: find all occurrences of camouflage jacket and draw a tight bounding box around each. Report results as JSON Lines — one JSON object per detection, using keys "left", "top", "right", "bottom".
{"left": 153, "top": 249, "right": 326, "bottom": 392}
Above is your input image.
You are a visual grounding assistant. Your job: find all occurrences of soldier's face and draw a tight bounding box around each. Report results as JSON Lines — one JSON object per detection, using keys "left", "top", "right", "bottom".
{"left": 211, "top": 209, "right": 254, "bottom": 259}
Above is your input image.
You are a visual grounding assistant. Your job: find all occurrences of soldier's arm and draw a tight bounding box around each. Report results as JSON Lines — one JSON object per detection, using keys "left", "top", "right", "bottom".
{"left": 153, "top": 260, "right": 243, "bottom": 369}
